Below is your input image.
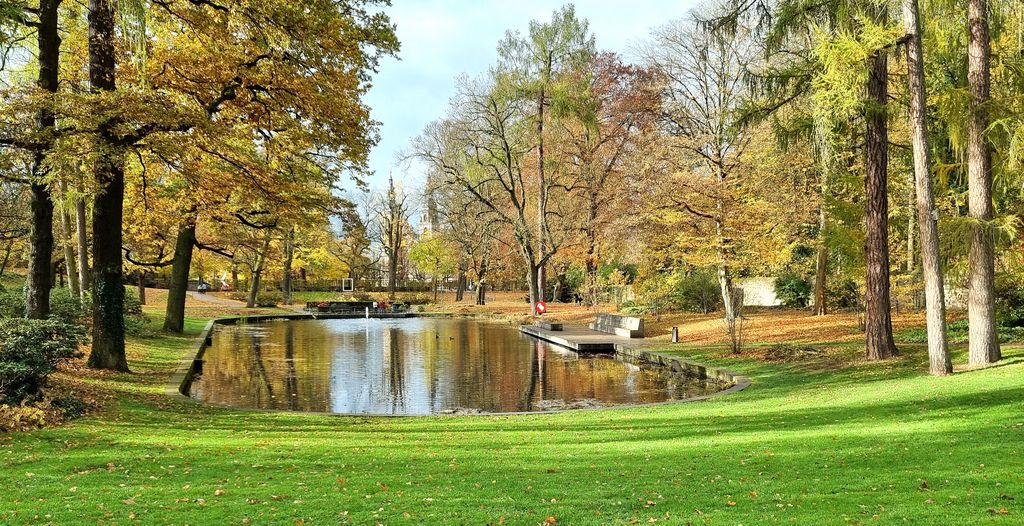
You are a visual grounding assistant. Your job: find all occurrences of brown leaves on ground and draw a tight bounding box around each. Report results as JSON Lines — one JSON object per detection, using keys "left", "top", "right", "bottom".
{"left": 428, "top": 292, "right": 928, "bottom": 347}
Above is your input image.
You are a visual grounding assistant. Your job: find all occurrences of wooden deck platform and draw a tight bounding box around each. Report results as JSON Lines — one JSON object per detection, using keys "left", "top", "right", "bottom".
{"left": 519, "top": 324, "right": 639, "bottom": 353}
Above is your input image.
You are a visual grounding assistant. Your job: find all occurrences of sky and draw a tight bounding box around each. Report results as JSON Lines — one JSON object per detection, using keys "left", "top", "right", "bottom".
{"left": 361, "top": 0, "right": 703, "bottom": 192}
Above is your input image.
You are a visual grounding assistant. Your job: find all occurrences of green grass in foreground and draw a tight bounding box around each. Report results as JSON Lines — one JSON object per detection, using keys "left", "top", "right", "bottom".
{"left": 1, "top": 317, "right": 1022, "bottom": 525}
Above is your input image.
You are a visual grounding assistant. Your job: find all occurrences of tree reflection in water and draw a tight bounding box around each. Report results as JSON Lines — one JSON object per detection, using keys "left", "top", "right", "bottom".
{"left": 190, "top": 318, "right": 715, "bottom": 415}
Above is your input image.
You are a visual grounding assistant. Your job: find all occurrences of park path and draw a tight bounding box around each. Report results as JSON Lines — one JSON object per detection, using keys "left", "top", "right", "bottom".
{"left": 187, "top": 291, "right": 247, "bottom": 307}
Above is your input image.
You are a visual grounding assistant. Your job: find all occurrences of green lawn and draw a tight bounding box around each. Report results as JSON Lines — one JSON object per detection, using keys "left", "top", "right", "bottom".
{"left": 1, "top": 317, "right": 1022, "bottom": 525}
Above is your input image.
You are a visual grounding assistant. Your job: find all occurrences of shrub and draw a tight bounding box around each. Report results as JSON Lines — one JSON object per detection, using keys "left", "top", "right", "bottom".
{"left": 995, "top": 273, "right": 1024, "bottom": 327}
{"left": 619, "top": 300, "right": 649, "bottom": 316}
{"left": 673, "top": 270, "right": 721, "bottom": 314}
{"left": 122, "top": 288, "right": 150, "bottom": 336}
{"left": 0, "top": 287, "right": 89, "bottom": 324}
{"left": 896, "top": 319, "right": 1024, "bottom": 344}
{"left": 598, "top": 261, "right": 638, "bottom": 284}
{"left": 826, "top": 278, "right": 861, "bottom": 311}
{"left": 50, "top": 394, "right": 91, "bottom": 419}
{"left": 563, "top": 265, "right": 586, "bottom": 296}
{"left": 775, "top": 272, "right": 812, "bottom": 308}
{"left": 0, "top": 287, "right": 21, "bottom": 318}
{"left": 48, "top": 287, "right": 89, "bottom": 325}
{"left": 0, "top": 319, "right": 85, "bottom": 404}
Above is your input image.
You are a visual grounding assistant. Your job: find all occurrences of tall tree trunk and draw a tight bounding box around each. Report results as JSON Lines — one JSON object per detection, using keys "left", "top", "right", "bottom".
{"left": 163, "top": 221, "right": 196, "bottom": 333}
{"left": 387, "top": 251, "right": 398, "bottom": 301}
{"left": 137, "top": 271, "right": 146, "bottom": 305}
{"left": 906, "top": 189, "right": 915, "bottom": 273}
{"left": 27, "top": 183, "right": 55, "bottom": 319}
{"left": 967, "top": 0, "right": 1000, "bottom": 366}
{"left": 86, "top": 0, "right": 129, "bottom": 371}
{"left": 585, "top": 190, "right": 600, "bottom": 307}
{"left": 714, "top": 175, "right": 735, "bottom": 323}
{"left": 813, "top": 197, "right": 828, "bottom": 315}
{"left": 526, "top": 259, "right": 540, "bottom": 315}
{"left": 0, "top": 242, "right": 12, "bottom": 277}
{"left": 75, "top": 196, "right": 90, "bottom": 297}
{"left": 904, "top": 0, "right": 951, "bottom": 375}
{"left": 25, "top": 0, "right": 62, "bottom": 320}
{"left": 231, "top": 261, "right": 239, "bottom": 292}
{"left": 864, "top": 51, "right": 898, "bottom": 361}
{"left": 476, "top": 257, "right": 489, "bottom": 306}
{"left": 58, "top": 180, "right": 80, "bottom": 298}
{"left": 717, "top": 261, "right": 734, "bottom": 323}
{"left": 247, "top": 231, "right": 273, "bottom": 308}
{"left": 282, "top": 227, "right": 294, "bottom": 305}
{"left": 454, "top": 258, "right": 466, "bottom": 302}
{"left": 536, "top": 89, "right": 547, "bottom": 303}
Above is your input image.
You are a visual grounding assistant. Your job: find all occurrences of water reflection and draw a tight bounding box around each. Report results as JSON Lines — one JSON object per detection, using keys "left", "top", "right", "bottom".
{"left": 189, "top": 318, "right": 715, "bottom": 415}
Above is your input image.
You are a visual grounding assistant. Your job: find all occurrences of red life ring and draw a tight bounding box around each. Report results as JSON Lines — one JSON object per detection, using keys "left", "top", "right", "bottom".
{"left": 535, "top": 301, "right": 547, "bottom": 314}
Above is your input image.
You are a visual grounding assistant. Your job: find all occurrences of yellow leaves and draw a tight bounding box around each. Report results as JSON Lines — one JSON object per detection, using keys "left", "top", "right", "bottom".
{"left": 0, "top": 404, "right": 48, "bottom": 432}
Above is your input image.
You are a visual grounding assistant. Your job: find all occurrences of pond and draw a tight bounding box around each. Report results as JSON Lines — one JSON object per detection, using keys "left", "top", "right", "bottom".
{"left": 188, "top": 317, "right": 716, "bottom": 415}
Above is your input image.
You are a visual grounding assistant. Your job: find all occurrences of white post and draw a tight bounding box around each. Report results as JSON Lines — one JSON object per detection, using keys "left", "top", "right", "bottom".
{"left": 365, "top": 306, "right": 369, "bottom": 319}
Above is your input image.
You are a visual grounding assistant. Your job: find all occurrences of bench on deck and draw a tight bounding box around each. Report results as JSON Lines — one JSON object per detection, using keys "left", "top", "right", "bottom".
{"left": 534, "top": 321, "right": 563, "bottom": 331}
{"left": 589, "top": 314, "right": 644, "bottom": 338}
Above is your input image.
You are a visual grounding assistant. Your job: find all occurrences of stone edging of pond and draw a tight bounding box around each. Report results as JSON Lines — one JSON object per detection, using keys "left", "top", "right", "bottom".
{"left": 613, "top": 345, "right": 751, "bottom": 402}
{"left": 164, "top": 313, "right": 752, "bottom": 413}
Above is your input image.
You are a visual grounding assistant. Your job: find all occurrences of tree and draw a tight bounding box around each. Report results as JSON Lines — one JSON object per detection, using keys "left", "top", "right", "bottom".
{"left": 71, "top": 0, "right": 396, "bottom": 341}
{"left": 414, "top": 76, "right": 578, "bottom": 315}
{"left": 639, "top": 18, "right": 757, "bottom": 331}
{"left": 496, "top": 5, "right": 595, "bottom": 301}
{"left": 967, "top": 0, "right": 1000, "bottom": 366}
{"left": 369, "top": 176, "right": 410, "bottom": 300}
{"left": 710, "top": 0, "right": 901, "bottom": 360}
{"left": 902, "top": 0, "right": 950, "bottom": 374}
{"left": 329, "top": 211, "right": 376, "bottom": 284}
{"left": 0, "top": 0, "right": 63, "bottom": 319}
{"left": 425, "top": 171, "right": 502, "bottom": 306}
{"left": 579, "top": 54, "right": 657, "bottom": 305}
{"left": 0, "top": 179, "right": 29, "bottom": 277}
{"left": 409, "top": 231, "right": 457, "bottom": 302}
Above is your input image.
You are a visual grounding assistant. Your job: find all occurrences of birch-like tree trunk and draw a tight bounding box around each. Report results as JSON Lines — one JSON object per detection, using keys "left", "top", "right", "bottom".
{"left": 282, "top": 227, "right": 295, "bottom": 305}
{"left": 536, "top": 88, "right": 548, "bottom": 303}
{"left": 903, "top": 0, "right": 951, "bottom": 375}
{"left": 813, "top": 192, "right": 828, "bottom": 315}
{"left": 58, "top": 180, "right": 80, "bottom": 298}
{"left": 967, "top": 0, "right": 1001, "bottom": 366}
{"left": 75, "top": 196, "right": 90, "bottom": 297}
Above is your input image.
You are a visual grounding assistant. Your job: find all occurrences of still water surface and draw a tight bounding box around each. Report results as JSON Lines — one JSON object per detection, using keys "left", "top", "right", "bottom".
{"left": 189, "top": 318, "right": 715, "bottom": 415}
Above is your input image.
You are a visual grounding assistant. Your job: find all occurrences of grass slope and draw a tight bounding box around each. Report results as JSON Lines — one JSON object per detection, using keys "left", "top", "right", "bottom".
{"left": 1, "top": 317, "right": 1022, "bottom": 525}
